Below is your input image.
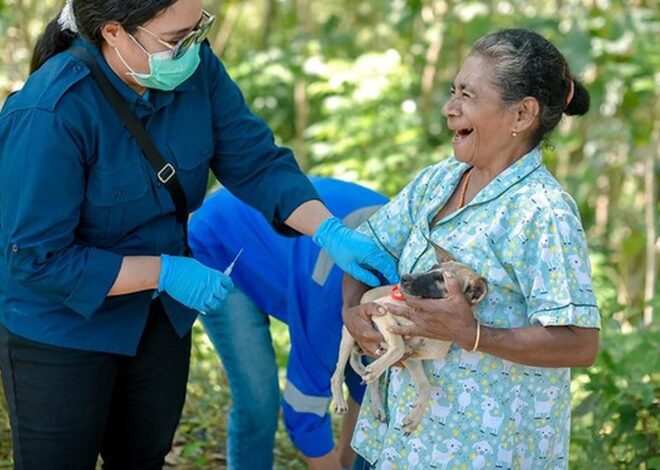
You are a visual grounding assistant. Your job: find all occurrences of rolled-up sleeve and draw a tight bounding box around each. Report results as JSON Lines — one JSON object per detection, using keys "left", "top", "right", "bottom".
{"left": 205, "top": 46, "right": 319, "bottom": 236}
{"left": 1, "top": 109, "right": 123, "bottom": 319}
{"left": 282, "top": 382, "right": 335, "bottom": 458}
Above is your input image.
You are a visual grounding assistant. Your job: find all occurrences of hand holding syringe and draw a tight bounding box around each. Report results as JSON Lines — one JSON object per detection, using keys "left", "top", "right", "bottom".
{"left": 199, "top": 248, "right": 243, "bottom": 316}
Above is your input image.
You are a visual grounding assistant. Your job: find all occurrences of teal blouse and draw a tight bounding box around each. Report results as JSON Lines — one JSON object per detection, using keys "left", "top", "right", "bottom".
{"left": 353, "top": 148, "right": 600, "bottom": 469}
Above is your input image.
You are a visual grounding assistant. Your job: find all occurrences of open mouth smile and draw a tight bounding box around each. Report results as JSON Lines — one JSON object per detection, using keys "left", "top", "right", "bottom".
{"left": 453, "top": 128, "right": 474, "bottom": 143}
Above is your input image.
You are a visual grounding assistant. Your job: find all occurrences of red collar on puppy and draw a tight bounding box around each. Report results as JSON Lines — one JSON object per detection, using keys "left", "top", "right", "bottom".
{"left": 390, "top": 285, "right": 405, "bottom": 301}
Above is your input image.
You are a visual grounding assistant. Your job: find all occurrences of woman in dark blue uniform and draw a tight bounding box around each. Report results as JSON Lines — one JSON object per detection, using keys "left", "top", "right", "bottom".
{"left": 0, "top": 1, "right": 398, "bottom": 468}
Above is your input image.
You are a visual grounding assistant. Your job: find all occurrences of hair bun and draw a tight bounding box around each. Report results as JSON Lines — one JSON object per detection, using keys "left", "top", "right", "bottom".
{"left": 564, "top": 79, "right": 590, "bottom": 116}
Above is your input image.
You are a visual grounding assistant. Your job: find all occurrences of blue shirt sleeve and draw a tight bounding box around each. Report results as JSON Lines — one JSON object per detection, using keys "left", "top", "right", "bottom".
{"left": 282, "top": 401, "right": 335, "bottom": 458}
{"left": 204, "top": 47, "right": 320, "bottom": 236}
{"left": 0, "top": 108, "right": 123, "bottom": 319}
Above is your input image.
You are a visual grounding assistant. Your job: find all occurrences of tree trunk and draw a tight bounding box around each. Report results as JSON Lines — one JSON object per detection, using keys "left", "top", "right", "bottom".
{"left": 293, "top": 80, "right": 309, "bottom": 169}
{"left": 643, "top": 105, "right": 658, "bottom": 327}
{"left": 420, "top": 32, "right": 444, "bottom": 116}
{"left": 296, "top": 0, "right": 312, "bottom": 36}
{"left": 260, "top": 0, "right": 278, "bottom": 50}
{"left": 212, "top": 2, "right": 243, "bottom": 56}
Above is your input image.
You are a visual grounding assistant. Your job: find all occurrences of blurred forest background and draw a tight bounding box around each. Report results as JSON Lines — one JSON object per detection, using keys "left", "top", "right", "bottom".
{"left": 0, "top": 0, "right": 658, "bottom": 468}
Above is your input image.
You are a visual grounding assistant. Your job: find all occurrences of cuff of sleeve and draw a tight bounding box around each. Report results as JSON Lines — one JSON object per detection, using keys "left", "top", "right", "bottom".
{"left": 528, "top": 303, "right": 601, "bottom": 329}
{"left": 63, "top": 248, "right": 123, "bottom": 319}
{"left": 272, "top": 173, "right": 321, "bottom": 237}
{"left": 273, "top": 196, "right": 323, "bottom": 238}
{"left": 283, "top": 403, "right": 334, "bottom": 458}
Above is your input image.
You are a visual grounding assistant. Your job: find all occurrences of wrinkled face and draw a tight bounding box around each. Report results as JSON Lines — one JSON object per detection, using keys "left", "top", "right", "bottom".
{"left": 441, "top": 54, "right": 518, "bottom": 165}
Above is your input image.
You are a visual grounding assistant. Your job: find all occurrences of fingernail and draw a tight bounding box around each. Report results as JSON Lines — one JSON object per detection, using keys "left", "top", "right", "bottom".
{"left": 377, "top": 306, "right": 386, "bottom": 315}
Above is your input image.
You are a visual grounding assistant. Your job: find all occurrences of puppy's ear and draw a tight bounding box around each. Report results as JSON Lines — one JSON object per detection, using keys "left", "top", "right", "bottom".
{"left": 466, "top": 277, "right": 488, "bottom": 305}
{"left": 422, "top": 233, "right": 456, "bottom": 263}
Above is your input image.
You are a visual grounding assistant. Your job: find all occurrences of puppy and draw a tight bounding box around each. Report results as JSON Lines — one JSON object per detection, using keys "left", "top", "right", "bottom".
{"left": 331, "top": 241, "right": 488, "bottom": 434}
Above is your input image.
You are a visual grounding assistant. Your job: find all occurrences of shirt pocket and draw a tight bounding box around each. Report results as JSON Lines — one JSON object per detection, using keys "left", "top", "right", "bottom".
{"left": 167, "top": 137, "right": 213, "bottom": 212}
{"left": 84, "top": 164, "right": 151, "bottom": 241}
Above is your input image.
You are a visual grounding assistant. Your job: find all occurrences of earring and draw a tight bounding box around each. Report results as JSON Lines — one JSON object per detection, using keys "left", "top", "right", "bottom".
{"left": 512, "top": 131, "right": 518, "bottom": 137}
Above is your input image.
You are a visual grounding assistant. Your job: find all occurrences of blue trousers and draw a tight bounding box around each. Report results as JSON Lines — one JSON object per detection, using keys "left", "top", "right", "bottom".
{"left": 201, "top": 288, "right": 367, "bottom": 469}
{"left": 201, "top": 288, "right": 280, "bottom": 469}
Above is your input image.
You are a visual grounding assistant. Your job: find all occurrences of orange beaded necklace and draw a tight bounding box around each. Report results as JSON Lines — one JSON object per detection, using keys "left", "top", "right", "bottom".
{"left": 458, "top": 168, "right": 474, "bottom": 209}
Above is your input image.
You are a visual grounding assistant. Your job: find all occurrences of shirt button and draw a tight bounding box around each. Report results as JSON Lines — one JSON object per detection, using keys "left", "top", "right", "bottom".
{"left": 73, "top": 65, "right": 83, "bottom": 73}
{"left": 11, "top": 244, "right": 19, "bottom": 253}
{"left": 114, "top": 190, "right": 123, "bottom": 198}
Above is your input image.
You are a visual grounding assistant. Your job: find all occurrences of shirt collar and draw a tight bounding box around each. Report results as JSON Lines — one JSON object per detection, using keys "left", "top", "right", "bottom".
{"left": 469, "top": 146, "right": 543, "bottom": 206}
{"left": 73, "top": 38, "right": 142, "bottom": 108}
{"left": 432, "top": 146, "right": 543, "bottom": 225}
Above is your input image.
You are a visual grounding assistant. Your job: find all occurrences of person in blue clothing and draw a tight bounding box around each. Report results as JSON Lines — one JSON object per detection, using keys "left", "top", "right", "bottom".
{"left": 0, "top": 1, "right": 398, "bottom": 469}
{"left": 189, "top": 177, "right": 387, "bottom": 470}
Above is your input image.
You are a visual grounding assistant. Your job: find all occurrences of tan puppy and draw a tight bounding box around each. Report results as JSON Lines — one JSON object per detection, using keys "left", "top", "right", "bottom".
{"left": 331, "top": 242, "right": 488, "bottom": 434}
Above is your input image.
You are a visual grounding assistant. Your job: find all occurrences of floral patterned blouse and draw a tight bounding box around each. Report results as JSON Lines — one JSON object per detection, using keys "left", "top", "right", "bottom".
{"left": 352, "top": 147, "right": 600, "bottom": 469}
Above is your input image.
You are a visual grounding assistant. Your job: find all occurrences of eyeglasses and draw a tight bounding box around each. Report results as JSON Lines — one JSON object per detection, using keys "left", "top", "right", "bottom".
{"left": 138, "top": 9, "right": 216, "bottom": 60}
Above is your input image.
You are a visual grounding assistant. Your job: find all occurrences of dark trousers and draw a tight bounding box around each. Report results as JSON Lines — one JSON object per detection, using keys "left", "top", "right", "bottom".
{"left": 0, "top": 299, "right": 191, "bottom": 470}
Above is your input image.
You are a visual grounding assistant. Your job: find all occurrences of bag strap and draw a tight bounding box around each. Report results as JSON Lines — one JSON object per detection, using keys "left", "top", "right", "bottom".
{"left": 68, "top": 45, "right": 192, "bottom": 255}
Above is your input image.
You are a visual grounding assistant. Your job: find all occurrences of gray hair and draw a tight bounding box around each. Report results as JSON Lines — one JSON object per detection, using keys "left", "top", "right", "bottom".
{"left": 471, "top": 29, "right": 589, "bottom": 147}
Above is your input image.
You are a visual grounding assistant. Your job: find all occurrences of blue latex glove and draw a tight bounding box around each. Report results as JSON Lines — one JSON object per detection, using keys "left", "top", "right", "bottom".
{"left": 313, "top": 217, "right": 399, "bottom": 287}
{"left": 158, "top": 255, "right": 234, "bottom": 312}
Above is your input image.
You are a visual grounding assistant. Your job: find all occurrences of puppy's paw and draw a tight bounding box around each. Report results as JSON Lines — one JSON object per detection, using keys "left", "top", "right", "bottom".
{"left": 332, "top": 401, "right": 348, "bottom": 416}
{"left": 402, "top": 415, "right": 421, "bottom": 435}
{"left": 363, "top": 371, "right": 381, "bottom": 384}
{"left": 363, "top": 365, "right": 386, "bottom": 384}
{"left": 370, "top": 403, "right": 387, "bottom": 422}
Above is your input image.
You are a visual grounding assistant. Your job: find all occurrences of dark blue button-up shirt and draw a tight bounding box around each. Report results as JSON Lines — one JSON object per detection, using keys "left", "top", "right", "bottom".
{"left": 0, "top": 39, "right": 318, "bottom": 355}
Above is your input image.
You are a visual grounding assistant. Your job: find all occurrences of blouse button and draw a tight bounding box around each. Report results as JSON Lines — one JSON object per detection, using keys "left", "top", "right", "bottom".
{"left": 11, "top": 244, "right": 19, "bottom": 253}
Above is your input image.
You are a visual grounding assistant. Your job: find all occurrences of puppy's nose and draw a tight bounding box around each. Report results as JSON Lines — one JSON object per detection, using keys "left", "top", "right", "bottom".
{"left": 401, "top": 274, "right": 412, "bottom": 284}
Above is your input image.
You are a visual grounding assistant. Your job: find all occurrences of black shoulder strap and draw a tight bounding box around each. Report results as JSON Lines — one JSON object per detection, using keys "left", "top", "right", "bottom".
{"left": 68, "top": 45, "right": 191, "bottom": 255}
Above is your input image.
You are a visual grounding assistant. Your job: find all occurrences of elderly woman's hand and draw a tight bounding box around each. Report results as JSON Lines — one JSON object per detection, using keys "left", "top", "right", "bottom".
{"left": 342, "top": 302, "right": 388, "bottom": 358}
{"left": 386, "top": 271, "right": 478, "bottom": 350}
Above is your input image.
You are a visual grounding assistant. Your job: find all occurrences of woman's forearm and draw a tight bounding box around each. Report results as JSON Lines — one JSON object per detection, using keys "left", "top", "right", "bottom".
{"left": 107, "top": 256, "right": 161, "bottom": 296}
{"left": 475, "top": 324, "right": 599, "bottom": 368}
{"left": 388, "top": 274, "right": 600, "bottom": 369}
{"left": 342, "top": 273, "right": 370, "bottom": 308}
{"left": 284, "top": 200, "right": 332, "bottom": 236}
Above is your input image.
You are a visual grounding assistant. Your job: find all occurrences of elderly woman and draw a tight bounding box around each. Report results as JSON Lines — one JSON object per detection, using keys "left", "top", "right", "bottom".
{"left": 343, "top": 29, "right": 600, "bottom": 468}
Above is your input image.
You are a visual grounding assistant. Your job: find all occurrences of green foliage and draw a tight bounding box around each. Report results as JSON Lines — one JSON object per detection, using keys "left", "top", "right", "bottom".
{"left": 0, "top": 0, "right": 658, "bottom": 468}
{"left": 0, "top": 388, "right": 10, "bottom": 469}
{"left": 571, "top": 325, "right": 660, "bottom": 468}
{"left": 170, "top": 321, "right": 311, "bottom": 469}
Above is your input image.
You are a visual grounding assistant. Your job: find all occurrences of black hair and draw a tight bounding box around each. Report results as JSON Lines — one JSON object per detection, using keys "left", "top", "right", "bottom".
{"left": 30, "top": 0, "right": 179, "bottom": 74}
{"left": 471, "top": 28, "right": 590, "bottom": 147}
